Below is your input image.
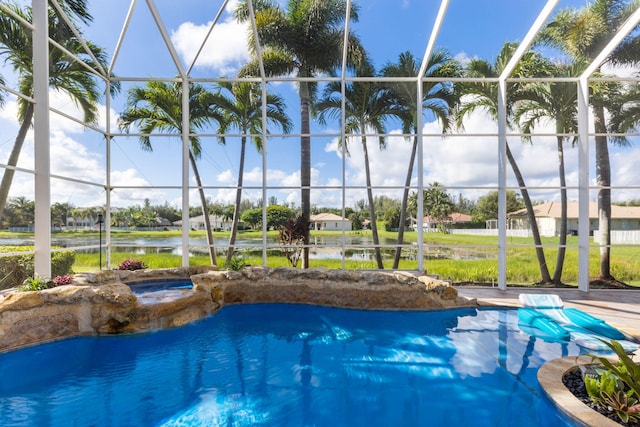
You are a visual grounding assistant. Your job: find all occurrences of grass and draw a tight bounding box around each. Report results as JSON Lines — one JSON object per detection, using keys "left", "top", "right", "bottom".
{"left": 6, "top": 228, "right": 640, "bottom": 286}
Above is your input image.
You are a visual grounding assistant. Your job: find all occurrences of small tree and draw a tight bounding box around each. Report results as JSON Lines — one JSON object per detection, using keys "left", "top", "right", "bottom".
{"left": 277, "top": 216, "right": 309, "bottom": 268}
{"left": 240, "top": 208, "right": 262, "bottom": 229}
{"left": 266, "top": 205, "right": 294, "bottom": 230}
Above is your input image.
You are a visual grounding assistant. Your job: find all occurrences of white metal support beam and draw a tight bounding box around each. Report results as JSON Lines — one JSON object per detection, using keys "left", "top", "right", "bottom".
{"left": 105, "top": 80, "right": 112, "bottom": 270}
{"left": 339, "top": 1, "right": 353, "bottom": 270}
{"left": 575, "top": 6, "right": 640, "bottom": 290}
{"left": 577, "top": 77, "right": 590, "bottom": 292}
{"left": 496, "top": 80, "right": 507, "bottom": 290}
{"left": 495, "top": 0, "right": 558, "bottom": 289}
{"left": 33, "top": 0, "right": 51, "bottom": 278}
{"left": 245, "top": 0, "right": 269, "bottom": 265}
{"left": 416, "top": 0, "right": 450, "bottom": 272}
{"left": 181, "top": 80, "right": 190, "bottom": 267}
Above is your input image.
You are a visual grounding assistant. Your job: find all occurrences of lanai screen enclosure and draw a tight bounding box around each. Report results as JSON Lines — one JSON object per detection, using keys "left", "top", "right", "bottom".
{"left": 0, "top": 0, "right": 639, "bottom": 291}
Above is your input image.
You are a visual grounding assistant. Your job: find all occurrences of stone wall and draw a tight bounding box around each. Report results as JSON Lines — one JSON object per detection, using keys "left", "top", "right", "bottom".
{"left": 0, "top": 266, "right": 476, "bottom": 353}
{"left": 193, "top": 266, "right": 474, "bottom": 310}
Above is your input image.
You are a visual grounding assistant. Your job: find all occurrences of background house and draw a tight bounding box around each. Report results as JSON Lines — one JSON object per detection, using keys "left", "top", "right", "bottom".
{"left": 411, "top": 212, "right": 473, "bottom": 232}
{"left": 507, "top": 201, "right": 640, "bottom": 241}
{"left": 173, "top": 214, "right": 228, "bottom": 231}
{"left": 310, "top": 213, "right": 352, "bottom": 231}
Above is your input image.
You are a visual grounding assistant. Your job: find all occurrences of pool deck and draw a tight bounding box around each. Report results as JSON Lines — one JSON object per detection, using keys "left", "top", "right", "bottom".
{"left": 454, "top": 286, "right": 640, "bottom": 340}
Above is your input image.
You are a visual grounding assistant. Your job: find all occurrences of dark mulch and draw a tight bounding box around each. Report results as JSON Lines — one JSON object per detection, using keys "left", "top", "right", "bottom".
{"left": 562, "top": 368, "right": 640, "bottom": 427}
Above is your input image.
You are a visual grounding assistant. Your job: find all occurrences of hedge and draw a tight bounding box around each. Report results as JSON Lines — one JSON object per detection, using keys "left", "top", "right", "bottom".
{"left": 0, "top": 246, "right": 75, "bottom": 290}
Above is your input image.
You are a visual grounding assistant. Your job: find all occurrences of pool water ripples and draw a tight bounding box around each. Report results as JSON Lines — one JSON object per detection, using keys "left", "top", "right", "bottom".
{"left": 0, "top": 304, "right": 585, "bottom": 426}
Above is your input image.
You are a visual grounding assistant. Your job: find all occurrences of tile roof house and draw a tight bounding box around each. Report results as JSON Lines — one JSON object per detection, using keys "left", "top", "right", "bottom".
{"left": 310, "top": 213, "right": 352, "bottom": 231}
{"left": 411, "top": 212, "right": 473, "bottom": 232}
{"left": 507, "top": 201, "right": 640, "bottom": 237}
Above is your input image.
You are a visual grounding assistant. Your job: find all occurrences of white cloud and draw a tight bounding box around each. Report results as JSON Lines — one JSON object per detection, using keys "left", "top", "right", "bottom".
{"left": 171, "top": 15, "right": 250, "bottom": 74}
{"left": 217, "top": 169, "right": 236, "bottom": 184}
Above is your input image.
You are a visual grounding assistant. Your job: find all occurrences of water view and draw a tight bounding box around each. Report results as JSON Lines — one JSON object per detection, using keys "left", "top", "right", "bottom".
{"left": 0, "top": 235, "right": 495, "bottom": 261}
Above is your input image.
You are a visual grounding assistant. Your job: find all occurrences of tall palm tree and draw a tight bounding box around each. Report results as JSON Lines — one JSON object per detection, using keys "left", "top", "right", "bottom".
{"left": 455, "top": 42, "right": 554, "bottom": 284}
{"left": 0, "top": 3, "right": 112, "bottom": 220}
{"left": 0, "top": 74, "right": 5, "bottom": 107}
{"left": 538, "top": 0, "right": 640, "bottom": 280}
{"left": 515, "top": 61, "right": 583, "bottom": 284}
{"left": 316, "top": 60, "right": 407, "bottom": 269}
{"left": 380, "top": 50, "right": 461, "bottom": 269}
{"left": 210, "top": 81, "right": 292, "bottom": 266}
{"left": 608, "top": 82, "right": 640, "bottom": 134}
{"left": 118, "top": 81, "right": 222, "bottom": 265}
{"left": 235, "top": 0, "right": 365, "bottom": 268}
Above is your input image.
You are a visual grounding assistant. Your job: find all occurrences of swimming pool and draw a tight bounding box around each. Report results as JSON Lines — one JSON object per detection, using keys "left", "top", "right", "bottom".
{"left": 0, "top": 304, "right": 580, "bottom": 426}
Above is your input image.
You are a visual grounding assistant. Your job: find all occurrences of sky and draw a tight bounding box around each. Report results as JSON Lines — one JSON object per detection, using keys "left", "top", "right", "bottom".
{"left": 0, "top": 0, "right": 639, "bottom": 212}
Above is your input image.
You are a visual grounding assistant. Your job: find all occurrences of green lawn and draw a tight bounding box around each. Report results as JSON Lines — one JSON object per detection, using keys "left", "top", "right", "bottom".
{"left": 4, "top": 228, "right": 639, "bottom": 286}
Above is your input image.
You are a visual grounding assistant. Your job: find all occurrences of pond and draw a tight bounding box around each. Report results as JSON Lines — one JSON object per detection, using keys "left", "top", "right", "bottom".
{"left": 0, "top": 235, "right": 495, "bottom": 261}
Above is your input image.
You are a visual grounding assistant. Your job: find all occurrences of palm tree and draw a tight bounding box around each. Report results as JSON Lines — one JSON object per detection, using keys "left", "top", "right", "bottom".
{"left": 316, "top": 60, "right": 407, "bottom": 269}
{"left": 515, "top": 61, "right": 583, "bottom": 284}
{"left": 0, "top": 3, "right": 112, "bottom": 220}
{"left": 235, "top": 0, "right": 365, "bottom": 268}
{"left": 538, "top": 0, "right": 640, "bottom": 280}
{"left": 380, "top": 50, "right": 461, "bottom": 269}
{"left": 8, "top": 196, "right": 34, "bottom": 227}
{"left": 0, "top": 74, "right": 5, "bottom": 107}
{"left": 209, "top": 81, "right": 291, "bottom": 266}
{"left": 118, "top": 81, "right": 222, "bottom": 265}
{"left": 609, "top": 81, "right": 640, "bottom": 131}
{"left": 455, "top": 42, "right": 554, "bottom": 284}
{"left": 424, "top": 182, "right": 454, "bottom": 231}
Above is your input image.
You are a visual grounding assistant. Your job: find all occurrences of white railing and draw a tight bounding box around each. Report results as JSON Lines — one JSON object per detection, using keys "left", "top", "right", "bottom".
{"left": 449, "top": 229, "right": 530, "bottom": 237}
{"left": 594, "top": 230, "right": 640, "bottom": 244}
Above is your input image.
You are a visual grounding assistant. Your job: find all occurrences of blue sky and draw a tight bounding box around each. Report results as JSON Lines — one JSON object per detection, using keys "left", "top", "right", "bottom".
{"left": 1, "top": 0, "right": 638, "bottom": 211}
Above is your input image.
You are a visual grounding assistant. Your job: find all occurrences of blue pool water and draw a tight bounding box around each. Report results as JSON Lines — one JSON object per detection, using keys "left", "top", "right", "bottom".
{"left": 0, "top": 304, "right": 583, "bottom": 426}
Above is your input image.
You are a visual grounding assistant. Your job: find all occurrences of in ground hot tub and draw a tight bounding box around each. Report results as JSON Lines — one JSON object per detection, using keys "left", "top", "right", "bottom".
{"left": 126, "top": 278, "right": 195, "bottom": 304}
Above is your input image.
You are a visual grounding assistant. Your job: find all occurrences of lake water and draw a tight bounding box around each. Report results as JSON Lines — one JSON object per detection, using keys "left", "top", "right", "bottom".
{"left": 0, "top": 234, "right": 495, "bottom": 261}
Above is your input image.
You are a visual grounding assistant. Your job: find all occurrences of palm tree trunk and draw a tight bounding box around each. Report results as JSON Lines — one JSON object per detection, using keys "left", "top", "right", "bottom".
{"left": 392, "top": 135, "right": 417, "bottom": 270}
{"left": 594, "top": 105, "right": 612, "bottom": 279}
{"left": 0, "top": 103, "right": 34, "bottom": 220}
{"left": 553, "top": 135, "right": 568, "bottom": 283}
{"left": 226, "top": 137, "right": 247, "bottom": 266}
{"left": 189, "top": 151, "right": 216, "bottom": 266}
{"left": 362, "top": 135, "right": 384, "bottom": 269}
{"left": 300, "top": 81, "right": 311, "bottom": 269}
{"left": 506, "top": 142, "right": 552, "bottom": 283}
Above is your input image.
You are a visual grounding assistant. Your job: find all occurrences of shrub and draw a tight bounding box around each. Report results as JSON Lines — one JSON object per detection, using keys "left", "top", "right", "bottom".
{"left": 0, "top": 247, "right": 75, "bottom": 290}
{"left": 118, "top": 259, "right": 146, "bottom": 271}
{"left": 584, "top": 339, "right": 640, "bottom": 424}
{"left": 18, "top": 274, "right": 51, "bottom": 292}
{"left": 51, "top": 250, "right": 75, "bottom": 278}
{"left": 225, "top": 253, "right": 248, "bottom": 271}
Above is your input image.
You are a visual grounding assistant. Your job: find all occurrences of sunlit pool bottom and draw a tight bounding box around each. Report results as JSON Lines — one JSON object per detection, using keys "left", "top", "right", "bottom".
{"left": 0, "top": 304, "right": 584, "bottom": 427}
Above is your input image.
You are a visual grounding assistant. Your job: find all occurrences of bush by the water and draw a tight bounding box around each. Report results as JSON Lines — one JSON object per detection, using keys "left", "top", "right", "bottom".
{"left": 0, "top": 246, "right": 75, "bottom": 290}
